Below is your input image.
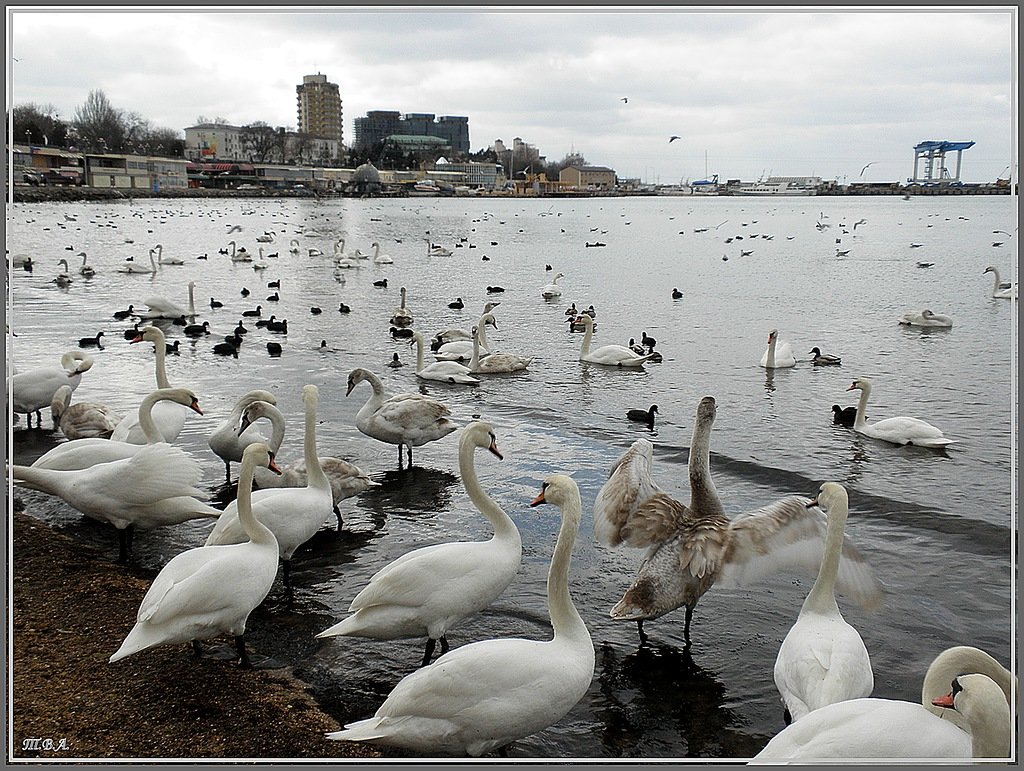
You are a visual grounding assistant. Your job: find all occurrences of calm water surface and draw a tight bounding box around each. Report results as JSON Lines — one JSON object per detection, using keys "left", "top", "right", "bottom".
{"left": 6, "top": 194, "right": 1017, "bottom": 760}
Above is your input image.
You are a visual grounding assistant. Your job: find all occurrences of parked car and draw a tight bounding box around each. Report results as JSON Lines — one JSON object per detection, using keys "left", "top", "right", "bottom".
{"left": 22, "top": 170, "right": 46, "bottom": 186}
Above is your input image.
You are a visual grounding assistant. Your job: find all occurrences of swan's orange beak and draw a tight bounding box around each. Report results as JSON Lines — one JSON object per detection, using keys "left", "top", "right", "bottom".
{"left": 488, "top": 438, "right": 503, "bottom": 460}
{"left": 189, "top": 398, "right": 203, "bottom": 416}
{"left": 346, "top": 379, "right": 355, "bottom": 396}
{"left": 267, "top": 452, "right": 282, "bottom": 475}
{"left": 846, "top": 382, "right": 857, "bottom": 391}
{"left": 529, "top": 489, "right": 546, "bottom": 507}
{"left": 805, "top": 497, "right": 819, "bottom": 509}
{"left": 931, "top": 692, "right": 955, "bottom": 709}
{"left": 130, "top": 333, "right": 143, "bottom": 344}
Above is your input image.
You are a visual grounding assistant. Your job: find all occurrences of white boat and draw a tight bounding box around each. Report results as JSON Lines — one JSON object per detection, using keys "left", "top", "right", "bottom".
{"left": 730, "top": 177, "right": 820, "bottom": 196}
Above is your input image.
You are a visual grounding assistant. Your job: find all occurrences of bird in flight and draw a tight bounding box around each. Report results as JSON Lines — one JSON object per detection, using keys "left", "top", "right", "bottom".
{"left": 859, "top": 161, "right": 876, "bottom": 177}
{"left": 621, "top": 97, "right": 628, "bottom": 103}
{"left": 669, "top": 135, "right": 681, "bottom": 143}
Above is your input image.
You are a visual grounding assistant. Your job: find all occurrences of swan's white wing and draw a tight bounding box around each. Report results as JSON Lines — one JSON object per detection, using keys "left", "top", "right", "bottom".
{"left": 137, "top": 548, "right": 241, "bottom": 624}
{"left": 350, "top": 542, "right": 481, "bottom": 609}
{"left": 718, "top": 496, "right": 885, "bottom": 610}
{"left": 593, "top": 439, "right": 668, "bottom": 547}
{"left": 75, "top": 444, "right": 206, "bottom": 504}
{"left": 377, "top": 394, "right": 452, "bottom": 429}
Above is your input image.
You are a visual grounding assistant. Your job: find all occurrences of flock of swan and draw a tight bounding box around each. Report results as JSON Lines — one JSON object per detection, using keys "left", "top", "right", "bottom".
{"left": 7, "top": 204, "right": 1015, "bottom": 760}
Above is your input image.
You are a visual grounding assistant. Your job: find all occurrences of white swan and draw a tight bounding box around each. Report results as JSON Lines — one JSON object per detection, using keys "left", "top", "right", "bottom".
{"left": 371, "top": 241, "right": 394, "bottom": 264}
{"left": 33, "top": 387, "right": 203, "bottom": 471}
{"left": 318, "top": 421, "right": 520, "bottom": 666}
{"left": 773, "top": 482, "right": 873, "bottom": 722}
{"left": 760, "top": 328, "right": 797, "bottom": 368}
{"left": 346, "top": 367, "right": 457, "bottom": 467}
{"left": 898, "top": 309, "right": 953, "bottom": 328}
{"left": 433, "top": 314, "right": 495, "bottom": 362}
{"left": 77, "top": 251, "right": 96, "bottom": 277}
{"left": 228, "top": 240, "right": 252, "bottom": 262}
{"left": 327, "top": 473, "right": 593, "bottom": 757}
{"left": 50, "top": 384, "right": 122, "bottom": 440}
{"left": 846, "top": 377, "right": 956, "bottom": 447}
{"left": 920, "top": 645, "right": 1018, "bottom": 732}
{"left": 207, "top": 389, "right": 280, "bottom": 479}
{"left": 753, "top": 672, "right": 1012, "bottom": 760}
{"left": 152, "top": 244, "right": 184, "bottom": 266}
{"left": 109, "top": 443, "right": 281, "bottom": 667}
{"left": 427, "top": 240, "right": 453, "bottom": 257}
{"left": 541, "top": 271, "right": 565, "bottom": 298}
{"left": 13, "top": 388, "right": 220, "bottom": 562}
{"left": 140, "top": 280, "right": 196, "bottom": 319}
{"left": 205, "top": 385, "right": 335, "bottom": 586}
{"left": 117, "top": 250, "right": 158, "bottom": 274}
{"left": 983, "top": 266, "right": 1016, "bottom": 299}
{"left": 409, "top": 331, "right": 481, "bottom": 384}
{"left": 238, "top": 399, "right": 379, "bottom": 526}
{"left": 110, "top": 326, "right": 195, "bottom": 444}
{"left": 289, "top": 238, "right": 300, "bottom": 255}
{"left": 593, "top": 396, "right": 884, "bottom": 643}
{"left": 468, "top": 316, "right": 531, "bottom": 374}
{"left": 12, "top": 350, "right": 93, "bottom": 427}
{"left": 390, "top": 286, "right": 414, "bottom": 327}
{"left": 576, "top": 313, "right": 653, "bottom": 367}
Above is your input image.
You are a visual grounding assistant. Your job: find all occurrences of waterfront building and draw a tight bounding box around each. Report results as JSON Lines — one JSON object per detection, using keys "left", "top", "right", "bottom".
{"left": 430, "top": 158, "right": 505, "bottom": 190}
{"left": 559, "top": 164, "right": 616, "bottom": 190}
{"left": 353, "top": 110, "right": 470, "bottom": 153}
{"left": 184, "top": 123, "right": 245, "bottom": 162}
{"left": 296, "top": 73, "right": 344, "bottom": 145}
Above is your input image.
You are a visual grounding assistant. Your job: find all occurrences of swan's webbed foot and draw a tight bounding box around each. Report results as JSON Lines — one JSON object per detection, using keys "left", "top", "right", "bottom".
{"left": 192, "top": 639, "right": 204, "bottom": 658}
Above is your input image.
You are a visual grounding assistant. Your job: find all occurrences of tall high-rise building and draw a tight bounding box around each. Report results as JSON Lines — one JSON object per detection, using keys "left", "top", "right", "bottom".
{"left": 296, "top": 73, "right": 343, "bottom": 145}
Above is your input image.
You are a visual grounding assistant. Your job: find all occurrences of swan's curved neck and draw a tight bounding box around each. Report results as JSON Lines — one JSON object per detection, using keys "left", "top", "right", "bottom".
{"left": 138, "top": 391, "right": 170, "bottom": 444}
{"left": 548, "top": 490, "right": 589, "bottom": 643}
{"left": 852, "top": 384, "right": 870, "bottom": 429}
{"left": 237, "top": 455, "right": 276, "bottom": 546}
{"left": 187, "top": 283, "right": 196, "bottom": 317}
{"left": 922, "top": 647, "right": 1017, "bottom": 709}
{"left": 460, "top": 439, "right": 518, "bottom": 541}
{"left": 766, "top": 336, "right": 777, "bottom": 368}
{"left": 470, "top": 326, "right": 484, "bottom": 368}
{"left": 802, "top": 500, "right": 846, "bottom": 612}
{"left": 963, "top": 682, "right": 1013, "bottom": 758}
{"left": 688, "top": 419, "right": 724, "bottom": 518}
{"left": 301, "top": 390, "right": 329, "bottom": 490}
{"left": 253, "top": 403, "right": 287, "bottom": 453}
{"left": 400, "top": 288, "right": 407, "bottom": 309}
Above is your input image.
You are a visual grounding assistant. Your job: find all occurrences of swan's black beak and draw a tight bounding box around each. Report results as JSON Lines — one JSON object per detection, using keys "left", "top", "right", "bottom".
{"left": 267, "top": 451, "right": 282, "bottom": 475}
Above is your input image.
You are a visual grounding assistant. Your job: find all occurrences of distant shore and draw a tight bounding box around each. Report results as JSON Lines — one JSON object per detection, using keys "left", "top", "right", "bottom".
{"left": 8, "top": 181, "right": 1012, "bottom": 204}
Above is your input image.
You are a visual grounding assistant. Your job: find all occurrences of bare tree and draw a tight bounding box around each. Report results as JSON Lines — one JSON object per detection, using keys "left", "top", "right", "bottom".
{"left": 240, "top": 122, "right": 279, "bottom": 163}
{"left": 10, "top": 103, "right": 68, "bottom": 147}
{"left": 73, "top": 90, "right": 126, "bottom": 151}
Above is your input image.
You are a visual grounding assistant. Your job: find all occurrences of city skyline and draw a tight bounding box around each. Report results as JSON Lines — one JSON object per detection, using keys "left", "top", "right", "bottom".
{"left": 7, "top": 8, "right": 1016, "bottom": 184}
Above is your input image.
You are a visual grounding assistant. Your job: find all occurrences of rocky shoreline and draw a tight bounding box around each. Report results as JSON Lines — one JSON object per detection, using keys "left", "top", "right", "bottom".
{"left": 9, "top": 505, "right": 382, "bottom": 762}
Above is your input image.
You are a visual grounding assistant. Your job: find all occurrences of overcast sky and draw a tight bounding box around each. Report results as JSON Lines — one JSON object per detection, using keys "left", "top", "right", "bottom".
{"left": 7, "top": 7, "right": 1017, "bottom": 184}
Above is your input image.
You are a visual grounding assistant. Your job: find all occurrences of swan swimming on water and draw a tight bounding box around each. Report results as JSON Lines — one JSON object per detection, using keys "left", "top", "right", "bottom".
{"left": 898, "top": 309, "right": 953, "bottom": 327}
{"left": 326, "top": 473, "right": 593, "bottom": 757}
{"left": 983, "top": 266, "right": 1016, "bottom": 299}
{"left": 760, "top": 329, "right": 796, "bottom": 368}
{"left": 576, "top": 313, "right": 653, "bottom": 367}
{"left": 845, "top": 377, "right": 956, "bottom": 447}
{"left": 409, "top": 331, "right": 481, "bottom": 384}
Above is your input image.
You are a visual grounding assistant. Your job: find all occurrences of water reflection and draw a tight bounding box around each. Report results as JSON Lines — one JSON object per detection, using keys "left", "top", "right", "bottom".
{"left": 361, "top": 466, "right": 461, "bottom": 524}
{"left": 595, "top": 640, "right": 757, "bottom": 758}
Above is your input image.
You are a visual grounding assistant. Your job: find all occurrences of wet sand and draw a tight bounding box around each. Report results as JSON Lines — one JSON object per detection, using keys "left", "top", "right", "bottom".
{"left": 9, "top": 505, "right": 381, "bottom": 761}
